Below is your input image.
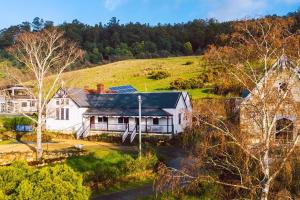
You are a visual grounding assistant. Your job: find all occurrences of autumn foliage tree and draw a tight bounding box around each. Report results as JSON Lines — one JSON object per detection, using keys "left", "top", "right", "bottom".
{"left": 156, "top": 17, "right": 300, "bottom": 199}
{"left": 7, "top": 28, "right": 83, "bottom": 160}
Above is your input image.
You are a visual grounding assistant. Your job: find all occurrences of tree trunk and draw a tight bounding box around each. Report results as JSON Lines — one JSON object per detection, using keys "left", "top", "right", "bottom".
{"left": 36, "top": 115, "right": 43, "bottom": 161}
{"left": 261, "top": 181, "right": 270, "bottom": 200}
{"left": 36, "top": 86, "right": 43, "bottom": 161}
{"left": 261, "top": 149, "right": 270, "bottom": 200}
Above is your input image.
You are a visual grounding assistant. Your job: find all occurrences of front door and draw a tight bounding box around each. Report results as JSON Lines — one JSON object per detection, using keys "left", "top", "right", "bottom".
{"left": 90, "top": 116, "right": 95, "bottom": 125}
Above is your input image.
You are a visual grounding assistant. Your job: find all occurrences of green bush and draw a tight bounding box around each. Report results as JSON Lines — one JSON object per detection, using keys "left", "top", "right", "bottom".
{"left": 148, "top": 70, "right": 170, "bottom": 80}
{"left": 0, "top": 161, "right": 90, "bottom": 200}
{"left": 170, "top": 78, "right": 204, "bottom": 90}
{"left": 3, "top": 117, "right": 33, "bottom": 131}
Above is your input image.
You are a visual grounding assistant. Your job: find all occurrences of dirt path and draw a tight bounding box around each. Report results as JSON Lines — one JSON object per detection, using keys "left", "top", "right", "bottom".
{"left": 91, "top": 146, "right": 186, "bottom": 200}
{"left": 0, "top": 139, "right": 135, "bottom": 153}
{"left": 91, "top": 184, "right": 154, "bottom": 200}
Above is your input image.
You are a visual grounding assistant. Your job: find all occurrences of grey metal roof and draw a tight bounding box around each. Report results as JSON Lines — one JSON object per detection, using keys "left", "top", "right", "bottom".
{"left": 65, "top": 88, "right": 182, "bottom": 109}
{"left": 65, "top": 88, "right": 90, "bottom": 107}
{"left": 84, "top": 108, "right": 172, "bottom": 117}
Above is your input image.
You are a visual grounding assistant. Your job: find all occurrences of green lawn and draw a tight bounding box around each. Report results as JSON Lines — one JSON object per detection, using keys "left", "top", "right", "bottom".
{"left": 45, "top": 56, "right": 218, "bottom": 99}
{"left": 66, "top": 148, "right": 157, "bottom": 196}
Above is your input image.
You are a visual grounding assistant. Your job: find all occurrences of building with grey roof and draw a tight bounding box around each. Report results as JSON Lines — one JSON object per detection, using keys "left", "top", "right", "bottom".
{"left": 45, "top": 86, "right": 192, "bottom": 141}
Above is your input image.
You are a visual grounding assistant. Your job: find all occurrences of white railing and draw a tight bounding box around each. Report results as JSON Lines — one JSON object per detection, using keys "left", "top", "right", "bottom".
{"left": 90, "top": 123, "right": 107, "bottom": 130}
{"left": 130, "top": 127, "right": 137, "bottom": 143}
{"left": 82, "top": 125, "right": 90, "bottom": 138}
{"left": 76, "top": 124, "right": 90, "bottom": 139}
{"left": 122, "top": 127, "right": 130, "bottom": 143}
{"left": 90, "top": 123, "right": 173, "bottom": 134}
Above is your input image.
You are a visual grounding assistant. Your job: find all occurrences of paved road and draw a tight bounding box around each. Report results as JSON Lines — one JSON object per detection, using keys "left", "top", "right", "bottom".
{"left": 92, "top": 146, "right": 186, "bottom": 200}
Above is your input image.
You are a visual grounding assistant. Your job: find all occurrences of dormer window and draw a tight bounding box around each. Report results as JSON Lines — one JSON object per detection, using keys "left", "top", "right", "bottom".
{"left": 279, "top": 82, "right": 288, "bottom": 92}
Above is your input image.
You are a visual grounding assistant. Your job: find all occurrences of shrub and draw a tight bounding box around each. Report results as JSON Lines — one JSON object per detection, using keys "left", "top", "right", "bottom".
{"left": 212, "top": 83, "right": 244, "bottom": 96}
{"left": 183, "top": 42, "right": 193, "bottom": 55}
{"left": 148, "top": 70, "right": 170, "bottom": 80}
{"left": 0, "top": 161, "right": 90, "bottom": 199}
{"left": 170, "top": 78, "right": 204, "bottom": 90}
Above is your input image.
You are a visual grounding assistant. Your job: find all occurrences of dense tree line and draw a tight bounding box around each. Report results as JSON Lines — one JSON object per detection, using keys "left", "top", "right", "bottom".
{"left": 0, "top": 17, "right": 231, "bottom": 69}
{"left": 0, "top": 9, "right": 300, "bottom": 70}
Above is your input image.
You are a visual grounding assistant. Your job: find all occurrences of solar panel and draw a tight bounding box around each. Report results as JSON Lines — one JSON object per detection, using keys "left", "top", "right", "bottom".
{"left": 109, "top": 85, "right": 137, "bottom": 94}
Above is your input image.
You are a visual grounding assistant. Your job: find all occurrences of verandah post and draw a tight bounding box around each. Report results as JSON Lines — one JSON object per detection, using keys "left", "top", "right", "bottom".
{"left": 138, "top": 95, "right": 142, "bottom": 159}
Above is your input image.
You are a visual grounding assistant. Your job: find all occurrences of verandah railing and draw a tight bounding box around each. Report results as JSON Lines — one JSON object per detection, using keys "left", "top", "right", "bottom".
{"left": 90, "top": 123, "right": 173, "bottom": 134}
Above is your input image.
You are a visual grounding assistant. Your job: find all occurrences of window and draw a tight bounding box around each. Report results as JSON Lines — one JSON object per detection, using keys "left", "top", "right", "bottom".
{"left": 98, "top": 117, "right": 108, "bottom": 123}
{"left": 276, "top": 118, "right": 293, "bottom": 141}
{"left": 118, "top": 117, "right": 129, "bottom": 124}
{"left": 66, "top": 108, "right": 69, "bottom": 120}
{"left": 178, "top": 113, "right": 182, "bottom": 125}
{"left": 61, "top": 108, "right": 65, "bottom": 120}
{"left": 56, "top": 108, "right": 59, "bottom": 120}
{"left": 65, "top": 98, "right": 69, "bottom": 105}
{"left": 21, "top": 102, "right": 27, "bottom": 107}
{"left": 1, "top": 103, "right": 5, "bottom": 112}
{"left": 30, "top": 101, "right": 35, "bottom": 107}
{"left": 56, "top": 100, "right": 59, "bottom": 105}
{"left": 56, "top": 108, "right": 69, "bottom": 120}
{"left": 153, "top": 118, "right": 159, "bottom": 125}
{"left": 118, "top": 117, "right": 123, "bottom": 123}
{"left": 124, "top": 117, "right": 129, "bottom": 124}
{"left": 98, "top": 116, "right": 108, "bottom": 123}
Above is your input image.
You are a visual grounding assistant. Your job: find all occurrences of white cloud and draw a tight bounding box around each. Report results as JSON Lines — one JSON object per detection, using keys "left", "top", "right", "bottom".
{"left": 207, "top": 0, "right": 267, "bottom": 21}
{"left": 104, "top": 0, "right": 126, "bottom": 11}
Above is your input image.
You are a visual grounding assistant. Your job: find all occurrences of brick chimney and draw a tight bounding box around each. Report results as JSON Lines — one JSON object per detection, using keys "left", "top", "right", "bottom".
{"left": 96, "top": 84, "right": 105, "bottom": 94}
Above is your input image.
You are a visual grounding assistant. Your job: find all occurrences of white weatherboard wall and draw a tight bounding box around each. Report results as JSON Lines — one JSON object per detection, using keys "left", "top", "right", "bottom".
{"left": 164, "top": 94, "right": 190, "bottom": 134}
{"left": 46, "top": 98, "right": 87, "bottom": 133}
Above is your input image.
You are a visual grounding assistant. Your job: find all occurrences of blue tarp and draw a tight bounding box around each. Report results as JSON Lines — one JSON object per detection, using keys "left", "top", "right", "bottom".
{"left": 15, "top": 125, "right": 33, "bottom": 132}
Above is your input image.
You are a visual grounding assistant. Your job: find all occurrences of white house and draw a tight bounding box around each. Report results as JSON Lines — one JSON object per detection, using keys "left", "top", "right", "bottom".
{"left": 45, "top": 86, "right": 192, "bottom": 140}
{"left": 0, "top": 85, "right": 37, "bottom": 115}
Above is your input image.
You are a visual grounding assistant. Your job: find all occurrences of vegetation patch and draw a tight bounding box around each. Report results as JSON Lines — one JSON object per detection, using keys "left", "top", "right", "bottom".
{"left": 170, "top": 78, "right": 203, "bottom": 90}
{"left": 66, "top": 149, "right": 158, "bottom": 195}
{"left": 147, "top": 70, "right": 170, "bottom": 80}
{"left": 0, "top": 161, "right": 90, "bottom": 199}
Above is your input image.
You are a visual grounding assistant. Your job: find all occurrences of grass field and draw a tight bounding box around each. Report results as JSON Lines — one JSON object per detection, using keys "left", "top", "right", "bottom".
{"left": 48, "top": 56, "right": 219, "bottom": 99}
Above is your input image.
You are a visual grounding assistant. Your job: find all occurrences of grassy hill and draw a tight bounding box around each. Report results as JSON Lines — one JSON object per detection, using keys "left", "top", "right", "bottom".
{"left": 49, "top": 56, "right": 219, "bottom": 99}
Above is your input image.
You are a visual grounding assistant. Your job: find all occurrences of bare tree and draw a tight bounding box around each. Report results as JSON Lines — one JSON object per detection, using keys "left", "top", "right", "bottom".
{"left": 156, "top": 17, "right": 300, "bottom": 199}
{"left": 7, "top": 28, "right": 83, "bottom": 161}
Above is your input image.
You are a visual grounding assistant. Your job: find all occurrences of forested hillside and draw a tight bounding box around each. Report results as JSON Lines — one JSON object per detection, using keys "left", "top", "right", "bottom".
{"left": 1, "top": 10, "right": 300, "bottom": 70}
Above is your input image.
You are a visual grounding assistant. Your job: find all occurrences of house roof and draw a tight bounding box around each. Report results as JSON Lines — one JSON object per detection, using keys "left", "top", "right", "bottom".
{"left": 243, "top": 55, "right": 300, "bottom": 100}
{"left": 64, "top": 88, "right": 183, "bottom": 109}
{"left": 84, "top": 108, "right": 172, "bottom": 117}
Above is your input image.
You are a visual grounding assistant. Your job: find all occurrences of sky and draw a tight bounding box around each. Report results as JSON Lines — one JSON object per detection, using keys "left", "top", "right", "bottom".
{"left": 0, "top": 0, "right": 299, "bottom": 29}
